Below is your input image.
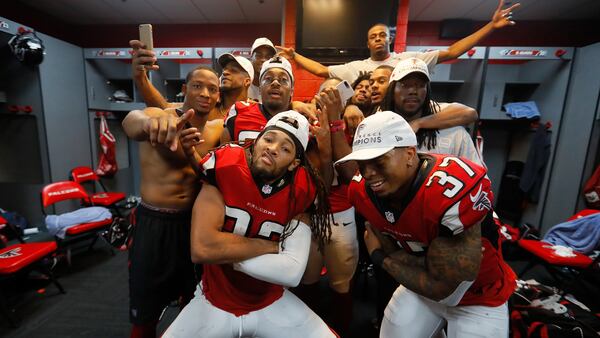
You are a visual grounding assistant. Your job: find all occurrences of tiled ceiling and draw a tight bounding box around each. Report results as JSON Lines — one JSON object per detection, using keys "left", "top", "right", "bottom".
{"left": 15, "top": 0, "right": 600, "bottom": 25}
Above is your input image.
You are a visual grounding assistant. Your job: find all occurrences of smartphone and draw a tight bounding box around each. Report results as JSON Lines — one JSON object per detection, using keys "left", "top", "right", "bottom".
{"left": 139, "top": 24, "right": 154, "bottom": 50}
{"left": 336, "top": 80, "right": 354, "bottom": 105}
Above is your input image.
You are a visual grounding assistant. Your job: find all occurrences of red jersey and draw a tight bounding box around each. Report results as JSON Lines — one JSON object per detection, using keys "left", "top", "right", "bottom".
{"left": 348, "top": 153, "right": 516, "bottom": 307}
{"left": 328, "top": 171, "right": 352, "bottom": 213}
{"left": 224, "top": 101, "right": 270, "bottom": 143}
{"left": 199, "top": 145, "right": 316, "bottom": 316}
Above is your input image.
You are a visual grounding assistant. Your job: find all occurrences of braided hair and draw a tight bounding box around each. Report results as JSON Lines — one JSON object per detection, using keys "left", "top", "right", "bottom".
{"left": 381, "top": 80, "right": 440, "bottom": 150}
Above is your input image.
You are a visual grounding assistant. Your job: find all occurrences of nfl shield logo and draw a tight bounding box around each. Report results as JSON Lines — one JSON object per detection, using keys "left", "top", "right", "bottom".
{"left": 262, "top": 184, "right": 273, "bottom": 194}
{"left": 385, "top": 211, "right": 395, "bottom": 223}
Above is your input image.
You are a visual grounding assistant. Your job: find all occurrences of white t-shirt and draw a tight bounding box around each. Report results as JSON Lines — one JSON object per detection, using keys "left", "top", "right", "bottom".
{"left": 248, "top": 83, "right": 261, "bottom": 102}
{"left": 328, "top": 50, "right": 440, "bottom": 84}
{"left": 416, "top": 102, "right": 482, "bottom": 166}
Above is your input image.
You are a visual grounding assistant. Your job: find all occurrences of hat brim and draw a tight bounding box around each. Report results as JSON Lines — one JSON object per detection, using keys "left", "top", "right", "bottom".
{"left": 252, "top": 44, "right": 277, "bottom": 55}
{"left": 335, "top": 146, "right": 394, "bottom": 166}
{"left": 217, "top": 53, "right": 236, "bottom": 68}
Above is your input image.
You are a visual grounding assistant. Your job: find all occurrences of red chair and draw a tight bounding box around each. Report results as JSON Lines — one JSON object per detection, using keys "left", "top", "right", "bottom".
{"left": 515, "top": 210, "right": 600, "bottom": 298}
{"left": 70, "top": 166, "right": 126, "bottom": 216}
{"left": 41, "top": 181, "right": 114, "bottom": 263}
{"left": 0, "top": 215, "right": 65, "bottom": 327}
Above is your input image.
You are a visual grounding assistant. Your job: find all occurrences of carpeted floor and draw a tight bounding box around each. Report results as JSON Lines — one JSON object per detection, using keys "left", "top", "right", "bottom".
{"left": 0, "top": 241, "right": 588, "bottom": 338}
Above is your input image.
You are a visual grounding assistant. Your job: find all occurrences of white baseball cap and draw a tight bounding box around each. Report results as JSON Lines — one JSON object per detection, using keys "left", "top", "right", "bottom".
{"left": 389, "top": 57, "right": 430, "bottom": 83}
{"left": 251, "top": 37, "right": 277, "bottom": 55}
{"left": 218, "top": 53, "right": 255, "bottom": 83}
{"left": 335, "top": 111, "right": 417, "bottom": 164}
{"left": 260, "top": 56, "right": 294, "bottom": 84}
{"left": 263, "top": 110, "right": 309, "bottom": 151}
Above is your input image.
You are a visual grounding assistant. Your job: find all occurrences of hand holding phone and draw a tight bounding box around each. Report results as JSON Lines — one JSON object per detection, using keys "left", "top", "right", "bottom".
{"left": 336, "top": 80, "right": 354, "bottom": 105}
{"left": 138, "top": 24, "right": 153, "bottom": 50}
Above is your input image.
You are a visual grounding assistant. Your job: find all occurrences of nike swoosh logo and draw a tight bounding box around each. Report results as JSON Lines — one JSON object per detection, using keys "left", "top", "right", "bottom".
{"left": 470, "top": 184, "right": 483, "bottom": 202}
{"left": 342, "top": 222, "right": 352, "bottom": 226}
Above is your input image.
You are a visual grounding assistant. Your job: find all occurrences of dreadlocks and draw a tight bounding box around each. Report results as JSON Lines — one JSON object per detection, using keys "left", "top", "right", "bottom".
{"left": 248, "top": 131, "right": 332, "bottom": 252}
{"left": 381, "top": 80, "right": 440, "bottom": 150}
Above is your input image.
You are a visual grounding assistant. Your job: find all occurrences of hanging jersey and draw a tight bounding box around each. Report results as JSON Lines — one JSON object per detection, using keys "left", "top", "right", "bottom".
{"left": 348, "top": 153, "right": 516, "bottom": 307}
{"left": 224, "top": 101, "right": 271, "bottom": 143}
{"left": 199, "top": 145, "right": 317, "bottom": 316}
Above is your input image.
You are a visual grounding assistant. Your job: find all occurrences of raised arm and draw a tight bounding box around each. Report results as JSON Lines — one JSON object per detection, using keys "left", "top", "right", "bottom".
{"left": 277, "top": 45, "right": 329, "bottom": 78}
{"left": 233, "top": 213, "right": 312, "bottom": 287}
{"left": 190, "top": 184, "right": 278, "bottom": 264}
{"left": 437, "top": 0, "right": 520, "bottom": 62}
{"left": 365, "top": 222, "right": 482, "bottom": 304}
{"left": 316, "top": 88, "right": 357, "bottom": 183}
{"left": 411, "top": 102, "right": 478, "bottom": 132}
{"left": 130, "top": 39, "right": 172, "bottom": 109}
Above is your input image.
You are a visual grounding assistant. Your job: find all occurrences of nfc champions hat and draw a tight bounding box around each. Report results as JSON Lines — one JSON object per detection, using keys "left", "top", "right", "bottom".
{"left": 217, "top": 53, "right": 255, "bottom": 83}
{"left": 260, "top": 56, "right": 294, "bottom": 84}
{"left": 389, "top": 57, "right": 430, "bottom": 83}
{"left": 251, "top": 37, "right": 277, "bottom": 55}
{"left": 335, "top": 111, "right": 417, "bottom": 164}
{"left": 264, "top": 110, "right": 309, "bottom": 151}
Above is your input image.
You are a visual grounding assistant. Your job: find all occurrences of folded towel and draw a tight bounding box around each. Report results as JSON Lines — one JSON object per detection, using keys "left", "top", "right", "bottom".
{"left": 504, "top": 101, "right": 541, "bottom": 119}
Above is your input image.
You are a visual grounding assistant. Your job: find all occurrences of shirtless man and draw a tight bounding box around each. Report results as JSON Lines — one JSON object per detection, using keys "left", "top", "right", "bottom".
{"left": 121, "top": 66, "right": 220, "bottom": 338}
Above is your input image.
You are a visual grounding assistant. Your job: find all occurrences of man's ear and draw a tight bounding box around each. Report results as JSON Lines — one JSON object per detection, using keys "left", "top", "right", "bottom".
{"left": 244, "top": 77, "right": 252, "bottom": 88}
{"left": 287, "top": 158, "right": 301, "bottom": 172}
{"left": 181, "top": 83, "right": 187, "bottom": 96}
{"left": 404, "top": 146, "right": 417, "bottom": 167}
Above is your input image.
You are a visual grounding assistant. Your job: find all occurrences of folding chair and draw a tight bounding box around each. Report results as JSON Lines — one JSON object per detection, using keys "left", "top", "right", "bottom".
{"left": 41, "top": 181, "right": 114, "bottom": 264}
{"left": 70, "top": 166, "right": 126, "bottom": 216}
{"left": 0, "top": 215, "right": 65, "bottom": 328}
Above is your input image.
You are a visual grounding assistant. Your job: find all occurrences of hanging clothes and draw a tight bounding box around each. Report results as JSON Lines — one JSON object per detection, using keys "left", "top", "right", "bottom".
{"left": 519, "top": 124, "right": 551, "bottom": 203}
{"left": 95, "top": 113, "right": 118, "bottom": 177}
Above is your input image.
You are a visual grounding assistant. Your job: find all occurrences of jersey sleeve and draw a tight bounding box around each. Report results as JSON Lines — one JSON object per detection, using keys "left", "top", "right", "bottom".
{"left": 454, "top": 128, "right": 483, "bottom": 166}
{"left": 198, "top": 150, "right": 218, "bottom": 187}
{"left": 224, "top": 104, "right": 238, "bottom": 139}
{"left": 440, "top": 175, "right": 493, "bottom": 236}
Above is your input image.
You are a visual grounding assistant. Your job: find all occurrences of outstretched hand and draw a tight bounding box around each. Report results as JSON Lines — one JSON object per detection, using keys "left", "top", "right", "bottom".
{"left": 491, "top": 0, "right": 520, "bottom": 29}
{"left": 275, "top": 45, "right": 295, "bottom": 61}
{"left": 144, "top": 109, "right": 196, "bottom": 152}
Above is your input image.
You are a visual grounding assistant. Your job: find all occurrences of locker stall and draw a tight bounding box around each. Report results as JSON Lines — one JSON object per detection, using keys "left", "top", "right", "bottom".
{"left": 405, "top": 46, "right": 487, "bottom": 110}
{"left": 543, "top": 42, "right": 600, "bottom": 232}
{"left": 0, "top": 17, "right": 90, "bottom": 225}
{"left": 477, "top": 47, "right": 574, "bottom": 231}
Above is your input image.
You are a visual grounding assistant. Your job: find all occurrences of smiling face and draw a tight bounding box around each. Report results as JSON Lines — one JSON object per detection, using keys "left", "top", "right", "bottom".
{"left": 260, "top": 68, "right": 293, "bottom": 115}
{"left": 250, "top": 129, "right": 300, "bottom": 182}
{"left": 393, "top": 73, "right": 429, "bottom": 119}
{"left": 182, "top": 68, "right": 220, "bottom": 114}
{"left": 356, "top": 147, "right": 417, "bottom": 198}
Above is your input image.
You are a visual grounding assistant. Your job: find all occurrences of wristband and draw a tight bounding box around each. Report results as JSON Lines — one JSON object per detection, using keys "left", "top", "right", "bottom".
{"left": 329, "top": 119, "right": 345, "bottom": 133}
{"left": 370, "top": 248, "right": 388, "bottom": 268}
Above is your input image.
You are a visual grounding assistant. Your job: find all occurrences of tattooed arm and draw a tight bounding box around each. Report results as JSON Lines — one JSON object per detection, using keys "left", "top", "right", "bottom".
{"left": 381, "top": 223, "right": 482, "bottom": 302}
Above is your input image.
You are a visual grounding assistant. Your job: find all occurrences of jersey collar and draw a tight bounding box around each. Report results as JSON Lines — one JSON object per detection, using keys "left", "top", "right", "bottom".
{"left": 366, "top": 154, "right": 435, "bottom": 224}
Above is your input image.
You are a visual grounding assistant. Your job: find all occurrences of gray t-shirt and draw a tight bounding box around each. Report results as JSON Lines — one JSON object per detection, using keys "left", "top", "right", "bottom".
{"left": 328, "top": 50, "right": 440, "bottom": 84}
{"left": 416, "top": 102, "right": 482, "bottom": 165}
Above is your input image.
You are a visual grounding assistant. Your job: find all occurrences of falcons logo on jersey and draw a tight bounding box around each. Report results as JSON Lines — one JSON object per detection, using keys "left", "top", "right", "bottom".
{"left": 0, "top": 247, "right": 22, "bottom": 259}
{"left": 470, "top": 184, "right": 492, "bottom": 211}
